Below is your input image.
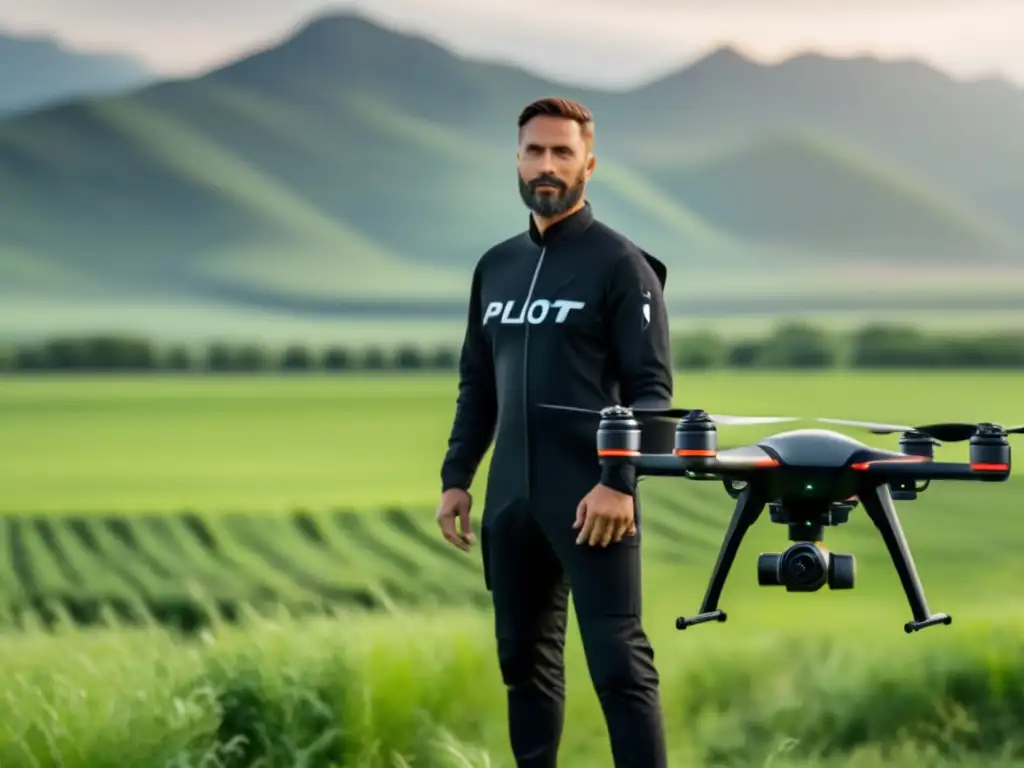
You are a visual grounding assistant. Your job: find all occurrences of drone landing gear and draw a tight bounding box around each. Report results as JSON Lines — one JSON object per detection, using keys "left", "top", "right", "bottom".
{"left": 676, "top": 483, "right": 951, "bottom": 634}
{"left": 858, "top": 483, "right": 952, "bottom": 633}
{"left": 676, "top": 487, "right": 764, "bottom": 630}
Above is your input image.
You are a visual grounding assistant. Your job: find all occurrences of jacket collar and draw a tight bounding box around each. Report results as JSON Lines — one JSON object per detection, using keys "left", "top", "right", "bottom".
{"left": 528, "top": 200, "right": 594, "bottom": 246}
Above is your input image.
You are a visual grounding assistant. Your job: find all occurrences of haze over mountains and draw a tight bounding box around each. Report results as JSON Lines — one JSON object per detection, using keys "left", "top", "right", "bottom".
{"left": 0, "top": 32, "right": 152, "bottom": 117}
{"left": 2, "top": 11, "right": 1022, "bottom": 339}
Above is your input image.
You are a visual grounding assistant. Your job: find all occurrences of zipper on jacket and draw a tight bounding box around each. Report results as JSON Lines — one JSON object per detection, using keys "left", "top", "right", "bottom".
{"left": 521, "top": 246, "right": 546, "bottom": 504}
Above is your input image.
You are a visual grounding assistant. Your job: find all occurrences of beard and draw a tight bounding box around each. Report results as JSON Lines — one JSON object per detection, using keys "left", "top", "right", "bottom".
{"left": 518, "top": 169, "right": 586, "bottom": 217}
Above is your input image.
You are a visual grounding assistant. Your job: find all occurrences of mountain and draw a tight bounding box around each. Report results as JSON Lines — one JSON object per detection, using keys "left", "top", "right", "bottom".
{"left": 642, "top": 130, "right": 1018, "bottom": 260}
{"left": 0, "top": 32, "right": 152, "bottom": 117}
{"left": 619, "top": 47, "right": 1024, "bottom": 236}
{"left": 1, "top": 12, "right": 1022, "bottom": 340}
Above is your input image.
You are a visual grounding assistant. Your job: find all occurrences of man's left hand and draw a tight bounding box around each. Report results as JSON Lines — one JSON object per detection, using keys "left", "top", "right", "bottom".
{"left": 574, "top": 483, "right": 637, "bottom": 547}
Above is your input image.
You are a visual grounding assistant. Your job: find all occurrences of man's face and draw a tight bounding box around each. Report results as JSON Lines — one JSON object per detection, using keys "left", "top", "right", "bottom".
{"left": 516, "top": 115, "right": 595, "bottom": 218}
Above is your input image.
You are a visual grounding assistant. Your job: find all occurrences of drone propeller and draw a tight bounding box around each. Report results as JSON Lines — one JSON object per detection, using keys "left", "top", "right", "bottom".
{"left": 704, "top": 414, "right": 803, "bottom": 426}
{"left": 537, "top": 403, "right": 693, "bottom": 419}
{"left": 817, "top": 417, "right": 1024, "bottom": 443}
{"left": 538, "top": 403, "right": 799, "bottom": 427}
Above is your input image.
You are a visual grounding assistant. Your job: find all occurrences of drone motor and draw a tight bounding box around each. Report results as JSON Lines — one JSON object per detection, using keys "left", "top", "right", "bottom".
{"left": 596, "top": 406, "right": 642, "bottom": 459}
{"left": 674, "top": 411, "right": 718, "bottom": 469}
{"left": 898, "top": 432, "right": 936, "bottom": 459}
{"left": 970, "top": 425, "right": 1012, "bottom": 476}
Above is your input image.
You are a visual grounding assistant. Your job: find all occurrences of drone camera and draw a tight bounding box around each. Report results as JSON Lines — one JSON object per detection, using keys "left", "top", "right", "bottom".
{"left": 596, "top": 407, "right": 642, "bottom": 463}
{"left": 758, "top": 543, "right": 855, "bottom": 592}
{"left": 674, "top": 411, "right": 717, "bottom": 469}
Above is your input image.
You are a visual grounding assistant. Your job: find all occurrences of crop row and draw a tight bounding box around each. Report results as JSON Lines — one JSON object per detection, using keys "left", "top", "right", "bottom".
{"left": 0, "top": 486, "right": 730, "bottom": 634}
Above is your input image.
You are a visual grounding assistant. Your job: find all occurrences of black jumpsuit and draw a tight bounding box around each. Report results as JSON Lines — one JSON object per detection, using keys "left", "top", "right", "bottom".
{"left": 440, "top": 201, "right": 674, "bottom": 767}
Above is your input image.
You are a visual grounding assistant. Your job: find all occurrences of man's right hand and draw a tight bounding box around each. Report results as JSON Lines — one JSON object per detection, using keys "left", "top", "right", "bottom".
{"left": 436, "top": 488, "right": 475, "bottom": 552}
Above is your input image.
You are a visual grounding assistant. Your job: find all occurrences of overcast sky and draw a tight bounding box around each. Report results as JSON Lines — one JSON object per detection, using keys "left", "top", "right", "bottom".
{"left": 2, "top": 0, "right": 1023, "bottom": 88}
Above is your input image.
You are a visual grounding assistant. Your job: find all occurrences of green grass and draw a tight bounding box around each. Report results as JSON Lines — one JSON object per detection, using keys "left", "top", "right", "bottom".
{"left": 6, "top": 609, "right": 1024, "bottom": 767}
{"left": 3, "top": 370, "right": 1021, "bottom": 513}
{"left": 4, "top": 370, "right": 1024, "bottom": 766}
{"left": 2, "top": 374, "right": 456, "bottom": 514}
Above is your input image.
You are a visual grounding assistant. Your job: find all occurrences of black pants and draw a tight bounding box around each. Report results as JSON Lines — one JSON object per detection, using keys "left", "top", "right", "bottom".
{"left": 480, "top": 495, "right": 667, "bottom": 767}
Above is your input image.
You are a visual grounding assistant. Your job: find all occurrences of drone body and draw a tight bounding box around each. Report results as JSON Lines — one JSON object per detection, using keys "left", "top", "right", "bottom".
{"left": 542, "top": 403, "right": 1018, "bottom": 634}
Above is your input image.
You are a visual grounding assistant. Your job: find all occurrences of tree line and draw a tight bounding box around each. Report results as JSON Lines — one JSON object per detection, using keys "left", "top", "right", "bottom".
{"left": 1, "top": 322, "right": 1022, "bottom": 373}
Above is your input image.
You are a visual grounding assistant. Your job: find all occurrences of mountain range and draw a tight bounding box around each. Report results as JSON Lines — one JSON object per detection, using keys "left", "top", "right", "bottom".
{"left": 2, "top": 11, "right": 1023, "bottom": 339}
{"left": 0, "top": 32, "right": 152, "bottom": 117}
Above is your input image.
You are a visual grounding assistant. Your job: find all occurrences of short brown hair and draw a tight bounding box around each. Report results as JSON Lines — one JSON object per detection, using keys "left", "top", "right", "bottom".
{"left": 517, "top": 97, "right": 594, "bottom": 148}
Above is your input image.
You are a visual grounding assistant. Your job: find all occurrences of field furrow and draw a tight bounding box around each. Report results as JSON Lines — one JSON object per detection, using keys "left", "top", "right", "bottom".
{"left": 58, "top": 519, "right": 156, "bottom": 596}
{"left": 219, "top": 515, "right": 382, "bottom": 608}
{"left": 290, "top": 510, "right": 331, "bottom": 549}
{"left": 639, "top": 518, "right": 710, "bottom": 565}
{"left": 331, "top": 510, "right": 427, "bottom": 580}
{"left": 31, "top": 518, "right": 85, "bottom": 588}
{"left": 644, "top": 484, "right": 736, "bottom": 536}
{"left": 356, "top": 510, "right": 485, "bottom": 606}
{"left": 198, "top": 518, "right": 313, "bottom": 602}
{"left": 138, "top": 516, "right": 256, "bottom": 596}
{"left": 0, "top": 522, "right": 21, "bottom": 600}
{"left": 98, "top": 517, "right": 178, "bottom": 581}
{"left": 312, "top": 509, "right": 437, "bottom": 605}
{"left": 12, "top": 518, "right": 75, "bottom": 595}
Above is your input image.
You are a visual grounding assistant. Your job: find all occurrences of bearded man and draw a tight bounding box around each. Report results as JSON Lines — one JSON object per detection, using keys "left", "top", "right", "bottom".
{"left": 434, "top": 97, "right": 674, "bottom": 768}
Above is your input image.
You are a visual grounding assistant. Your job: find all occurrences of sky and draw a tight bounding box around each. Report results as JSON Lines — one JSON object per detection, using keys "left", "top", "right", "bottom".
{"left": 1, "top": 0, "right": 1023, "bottom": 89}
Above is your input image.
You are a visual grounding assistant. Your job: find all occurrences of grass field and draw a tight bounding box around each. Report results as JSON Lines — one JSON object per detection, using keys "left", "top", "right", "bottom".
{"left": 6, "top": 370, "right": 1022, "bottom": 513}
{"left": 2, "top": 370, "right": 1024, "bottom": 766}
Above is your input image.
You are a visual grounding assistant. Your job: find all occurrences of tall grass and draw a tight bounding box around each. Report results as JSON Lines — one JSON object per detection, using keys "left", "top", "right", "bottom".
{"left": 3, "top": 606, "right": 1024, "bottom": 767}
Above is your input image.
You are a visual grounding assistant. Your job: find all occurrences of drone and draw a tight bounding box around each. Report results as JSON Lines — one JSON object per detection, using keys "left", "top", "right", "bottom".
{"left": 539, "top": 403, "right": 1019, "bottom": 634}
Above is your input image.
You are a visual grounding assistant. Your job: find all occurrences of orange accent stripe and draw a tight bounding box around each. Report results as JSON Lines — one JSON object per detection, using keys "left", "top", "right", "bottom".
{"left": 755, "top": 458, "right": 780, "bottom": 467}
{"left": 598, "top": 449, "right": 640, "bottom": 456}
{"left": 972, "top": 463, "right": 1009, "bottom": 472}
{"left": 674, "top": 449, "right": 716, "bottom": 457}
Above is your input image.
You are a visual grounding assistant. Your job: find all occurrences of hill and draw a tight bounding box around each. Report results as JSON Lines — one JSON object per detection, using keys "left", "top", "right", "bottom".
{"left": 1, "top": 11, "right": 1022, "bottom": 338}
{"left": 621, "top": 47, "right": 1024, "bottom": 233}
{"left": 0, "top": 32, "right": 152, "bottom": 117}
{"left": 644, "top": 130, "right": 1019, "bottom": 260}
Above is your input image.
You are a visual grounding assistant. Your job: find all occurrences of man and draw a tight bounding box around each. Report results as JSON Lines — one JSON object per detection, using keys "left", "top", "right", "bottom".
{"left": 435, "top": 97, "right": 674, "bottom": 767}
